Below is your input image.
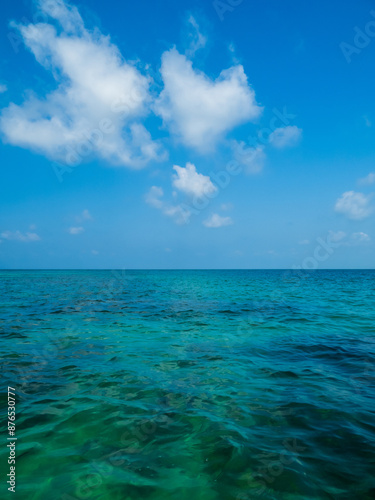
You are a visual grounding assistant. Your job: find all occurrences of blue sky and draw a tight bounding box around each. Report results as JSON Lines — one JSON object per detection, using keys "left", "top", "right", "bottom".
{"left": 0, "top": 0, "right": 374, "bottom": 269}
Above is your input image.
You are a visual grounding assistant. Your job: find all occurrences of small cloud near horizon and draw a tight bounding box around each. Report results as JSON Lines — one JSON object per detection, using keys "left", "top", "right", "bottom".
{"left": 68, "top": 226, "right": 84, "bottom": 235}
{"left": 203, "top": 213, "right": 233, "bottom": 228}
{"left": 0, "top": 230, "right": 40, "bottom": 242}
{"left": 334, "top": 191, "right": 373, "bottom": 220}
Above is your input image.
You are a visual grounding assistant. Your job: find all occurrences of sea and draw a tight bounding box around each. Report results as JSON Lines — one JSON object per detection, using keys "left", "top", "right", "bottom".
{"left": 1, "top": 270, "right": 374, "bottom": 499}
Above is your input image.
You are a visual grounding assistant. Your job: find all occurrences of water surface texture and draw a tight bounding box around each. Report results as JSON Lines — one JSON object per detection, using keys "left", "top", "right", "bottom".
{"left": 1, "top": 270, "right": 375, "bottom": 499}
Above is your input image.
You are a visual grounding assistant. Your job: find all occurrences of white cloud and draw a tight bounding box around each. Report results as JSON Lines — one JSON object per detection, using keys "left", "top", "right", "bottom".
{"left": 0, "top": 83, "right": 7, "bottom": 93}
{"left": 358, "top": 172, "right": 375, "bottom": 186}
{"left": 328, "top": 230, "right": 347, "bottom": 243}
{"left": 326, "top": 230, "right": 370, "bottom": 247}
{"left": 221, "top": 203, "right": 233, "bottom": 211}
{"left": 186, "top": 15, "right": 206, "bottom": 57}
{"left": 172, "top": 162, "right": 217, "bottom": 198}
{"left": 82, "top": 209, "right": 91, "bottom": 220}
{"left": 145, "top": 186, "right": 164, "bottom": 209}
{"left": 334, "top": 191, "right": 373, "bottom": 220}
{"left": 203, "top": 213, "right": 233, "bottom": 228}
{"left": 351, "top": 232, "right": 370, "bottom": 243}
{"left": 41, "top": 0, "right": 85, "bottom": 33}
{"left": 0, "top": 0, "right": 166, "bottom": 168}
{"left": 68, "top": 226, "right": 84, "bottom": 234}
{"left": 329, "top": 231, "right": 346, "bottom": 243}
{"left": 231, "top": 140, "right": 265, "bottom": 174}
{"left": 91, "top": 249, "right": 99, "bottom": 255}
{"left": 269, "top": 125, "right": 302, "bottom": 149}
{"left": 155, "top": 48, "right": 262, "bottom": 151}
{"left": 298, "top": 239, "right": 310, "bottom": 245}
{"left": 76, "top": 209, "right": 92, "bottom": 222}
{"left": 0, "top": 230, "right": 40, "bottom": 242}
{"left": 145, "top": 186, "right": 191, "bottom": 225}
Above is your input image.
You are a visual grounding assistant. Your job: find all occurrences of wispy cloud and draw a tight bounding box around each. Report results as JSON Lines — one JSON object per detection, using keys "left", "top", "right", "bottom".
{"left": 0, "top": 230, "right": 40, "bottom": 242}
{"left": 231, "top": 141, "right": 265, "bottom": 174}
{"left": 145, "top": 186, "right": 191, "bottom": 225}
{"left": 350, "top": 232, "right": 370, "bottom": 244}
{"left": 0, "top": 83, "right": 7, "bottom": 93}
{"left": 145, "top": 186, "right": 164, "bottom": 210}
{"left": 358, "top": 172, "right": 375, "bottom": 186}
{"left": 269, "top": 125, "right": 302, "bottom": 149}
{"left": 68, "top": 226, "right": 84, "bottom": 235}
{"left": 75, "top": 209, "right": 92, "bottom": 223}
{"left": 363, "top": 115, "right": 371, "bottom": 128}
{"left": 328, "top": 230, "right": 347, "bottom": 243}
{"left": 326, "top": 230, "right": 370, "bottom": 247}
{"left": 81, "top": 209, "right": 92, "bottom": 220}
{"left": 221, "top": 203, "right": 233, "bottom": 211}
{"left": 334, "top": 191, "right": 373, "bottom": 220}
{"left": 203, "top": 213, "right": 233, "bottom": 228}
{"left": 186, "top": 15, "right": 207, "bottom": 57}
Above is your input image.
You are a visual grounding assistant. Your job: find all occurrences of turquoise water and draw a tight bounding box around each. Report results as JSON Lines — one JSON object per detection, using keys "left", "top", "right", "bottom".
{"left": 1, "top": 270, "right": 375, "bottom": 499}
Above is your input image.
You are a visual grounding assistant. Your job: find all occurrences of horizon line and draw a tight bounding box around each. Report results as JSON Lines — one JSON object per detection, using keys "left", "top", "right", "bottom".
{"left": 0, "top": 268, "right": 374, "bottom": 272}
